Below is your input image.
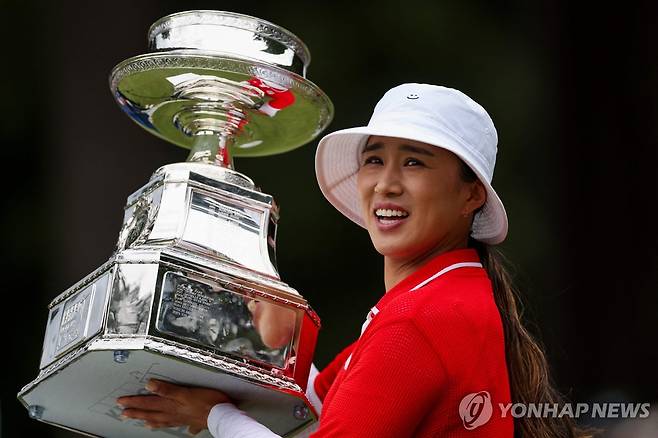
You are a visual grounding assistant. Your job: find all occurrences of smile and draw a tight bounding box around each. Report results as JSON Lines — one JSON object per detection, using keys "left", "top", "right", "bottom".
{"left": 375, "top": 208, "right": 409, "bottom": 218}
{"left": 373, "top": 207, "right": 409, "bottom": 230}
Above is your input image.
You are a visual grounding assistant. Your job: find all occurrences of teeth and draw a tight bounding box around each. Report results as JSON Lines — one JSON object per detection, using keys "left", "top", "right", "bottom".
{"left": 375, "top": 208, "right": 409, "bottom": 218}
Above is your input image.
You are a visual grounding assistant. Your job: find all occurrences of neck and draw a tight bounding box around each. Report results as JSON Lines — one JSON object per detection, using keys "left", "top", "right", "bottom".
{"left": 383, "top": 235, "right": 469, "bottom": 291}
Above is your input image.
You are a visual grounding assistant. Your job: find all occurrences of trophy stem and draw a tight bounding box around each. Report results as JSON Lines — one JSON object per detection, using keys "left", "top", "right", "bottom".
{"left": 186, "top": 134, "right": 234, "bottom": 169}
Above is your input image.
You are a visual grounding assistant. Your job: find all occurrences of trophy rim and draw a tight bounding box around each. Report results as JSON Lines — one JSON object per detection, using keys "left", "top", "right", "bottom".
{"left": 148, "top": 10, "right": 312, "bottom": 68}
{"left": 108, "top": 50, "right": 334, "bottom": 157}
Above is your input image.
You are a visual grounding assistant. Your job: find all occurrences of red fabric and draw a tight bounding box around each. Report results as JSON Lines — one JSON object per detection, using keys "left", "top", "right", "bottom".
{"left": 310, "top": 248, "right": 514, "bottom": 437}
{"left": 314, "top": 342, "right": 357, "bottom": 401}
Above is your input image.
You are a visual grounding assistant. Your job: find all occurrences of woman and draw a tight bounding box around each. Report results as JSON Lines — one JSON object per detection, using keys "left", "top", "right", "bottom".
{"left": 117, "top": 84, "right": 592, "bottom": 437}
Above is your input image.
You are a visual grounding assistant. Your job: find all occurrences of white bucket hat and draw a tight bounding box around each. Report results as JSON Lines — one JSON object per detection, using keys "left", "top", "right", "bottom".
{"left": 315, "top": 83, "right": 508, "bottom": 244}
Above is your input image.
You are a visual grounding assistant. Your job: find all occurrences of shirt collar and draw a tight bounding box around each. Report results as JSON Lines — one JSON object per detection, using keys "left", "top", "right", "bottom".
{"left": 374, "top": 248, "right": 482, "bottom": 311}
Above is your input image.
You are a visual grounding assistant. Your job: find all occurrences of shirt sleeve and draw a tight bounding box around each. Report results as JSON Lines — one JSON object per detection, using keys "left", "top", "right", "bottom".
{"left": 205, "top": 342, "right": 358, "bottom": 438}
{"left": 310, "top": 321, "right": 445, "bottom": 438}
{"left": 207, "top": 362, "right": 324, "bottom": 438}
{"left": 306, "top": 363, "right": 322, "bottom": 413}
{"left": 207, "top": 403, "right": 280, "bottom": 438}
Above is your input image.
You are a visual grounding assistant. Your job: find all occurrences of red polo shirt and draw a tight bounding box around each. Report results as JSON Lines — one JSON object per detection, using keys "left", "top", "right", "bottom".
{"left": 311, "top": 248, "right": 513, "bottom": 437}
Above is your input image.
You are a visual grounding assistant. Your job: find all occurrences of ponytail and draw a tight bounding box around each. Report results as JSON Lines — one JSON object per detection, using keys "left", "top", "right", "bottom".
{"left": 459, "top": 160, "right": 600, "bottom": 437}
{"left": 471, "top": 240, "right": 599, "bottom": 437}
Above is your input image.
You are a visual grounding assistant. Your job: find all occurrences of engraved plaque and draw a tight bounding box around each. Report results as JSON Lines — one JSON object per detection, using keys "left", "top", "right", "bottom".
{"left": 56, "top": 286, "right": 93, "bottom": 352}
{"left": 156, "top": 272, "right": 295, "bottom": 369}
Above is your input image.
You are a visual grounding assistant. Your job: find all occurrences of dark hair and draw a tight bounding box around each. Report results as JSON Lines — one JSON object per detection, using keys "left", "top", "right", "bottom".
{"left": 459, "top": 162, "right": 601, "bottom": 438}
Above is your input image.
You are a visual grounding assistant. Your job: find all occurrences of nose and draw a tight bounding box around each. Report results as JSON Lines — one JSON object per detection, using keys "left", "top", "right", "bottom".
{"left": 374, "top": 164, "right": 403, "bottom": 196}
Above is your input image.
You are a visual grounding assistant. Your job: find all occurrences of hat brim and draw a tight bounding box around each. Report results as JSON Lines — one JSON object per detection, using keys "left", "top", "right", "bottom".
{"left": 315, "top": 125, "right": 508, "bottom": 244}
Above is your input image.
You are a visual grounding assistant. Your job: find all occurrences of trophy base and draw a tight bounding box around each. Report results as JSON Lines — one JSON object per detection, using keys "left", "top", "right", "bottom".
{"left": 18, "top": 337, "right": 316, "bottom": 437}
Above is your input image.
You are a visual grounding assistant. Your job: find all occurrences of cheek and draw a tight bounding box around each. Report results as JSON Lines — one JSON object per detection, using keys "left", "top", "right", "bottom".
{"left": 409, "top": 182, "right": 463, "bottom": 229}
{"left": 356, "top": 172, "right": 373, "bottom": 215}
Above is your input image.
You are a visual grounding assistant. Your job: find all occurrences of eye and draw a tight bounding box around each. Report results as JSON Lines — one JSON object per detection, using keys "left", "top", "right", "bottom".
{"left": 404, "top": 157, "right": 424, "bottom": 166}
{"left": 362, "top": 155, "right": 383, "bottom": 166}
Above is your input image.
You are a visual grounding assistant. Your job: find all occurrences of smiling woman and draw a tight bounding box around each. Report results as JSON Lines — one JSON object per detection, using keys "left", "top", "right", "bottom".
{"left": 117, "top": 84, "right": 598, "bottom": 438}
{"left": 357, "top": 136, "right": 485, "bottom": 277}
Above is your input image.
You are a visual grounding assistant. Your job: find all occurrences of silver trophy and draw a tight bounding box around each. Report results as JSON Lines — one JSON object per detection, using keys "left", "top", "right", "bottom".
{"left": 18, "top": 10, "right": 333, "bottom": 438}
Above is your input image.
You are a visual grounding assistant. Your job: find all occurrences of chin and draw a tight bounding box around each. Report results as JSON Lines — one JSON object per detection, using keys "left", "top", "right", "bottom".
{"left": 372, "top": 239, "right": 418, "bottom": 259}
{"left": 372, "top": 232, "right": 443, "bottom": 260}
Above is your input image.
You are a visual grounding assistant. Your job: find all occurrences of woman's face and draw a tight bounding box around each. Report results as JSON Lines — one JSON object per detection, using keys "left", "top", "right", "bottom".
{"left": 356, "top": 135, "right": 485, "bottom": 260}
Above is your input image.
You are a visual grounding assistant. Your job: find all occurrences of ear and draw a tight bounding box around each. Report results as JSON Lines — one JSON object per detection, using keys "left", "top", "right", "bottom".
{"left": 463, "top": 180, "right": 487, "bottom": 215}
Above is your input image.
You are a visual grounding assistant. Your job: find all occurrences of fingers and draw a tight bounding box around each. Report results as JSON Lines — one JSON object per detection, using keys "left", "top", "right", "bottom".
{"left": 117, "top": 394, "right": 175, "bottom": 412}
{"left": 116, "top": 380, "right": 221, "bottom": 434}
{"left": 146, "top": 379, "right": 231, "bottom": 405}
{"left": 122, "top": 407, "right": 180, "bottom": 425}
{"left": 146, "top": 379, "right": 187, "bottom": 400}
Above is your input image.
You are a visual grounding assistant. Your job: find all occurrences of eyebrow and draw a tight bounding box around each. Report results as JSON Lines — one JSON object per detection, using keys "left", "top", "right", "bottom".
{"left": 362, "top": 142, "right": 435, "bottom": 157}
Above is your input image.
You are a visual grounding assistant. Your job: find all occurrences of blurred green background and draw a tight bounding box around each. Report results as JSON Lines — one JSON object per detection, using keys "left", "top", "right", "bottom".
{"left": 2, "top": 0, "right": 657, "bottom": 436}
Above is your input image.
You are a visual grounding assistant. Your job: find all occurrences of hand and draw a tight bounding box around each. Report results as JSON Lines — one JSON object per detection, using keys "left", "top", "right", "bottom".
{"left": 116, "top": 379, "right": 232, "bottom": 435}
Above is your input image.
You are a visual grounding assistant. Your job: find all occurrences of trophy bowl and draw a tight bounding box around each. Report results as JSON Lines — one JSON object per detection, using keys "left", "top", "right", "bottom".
{"left": 18, "top": 10, "right": 333, "bottom": 438}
